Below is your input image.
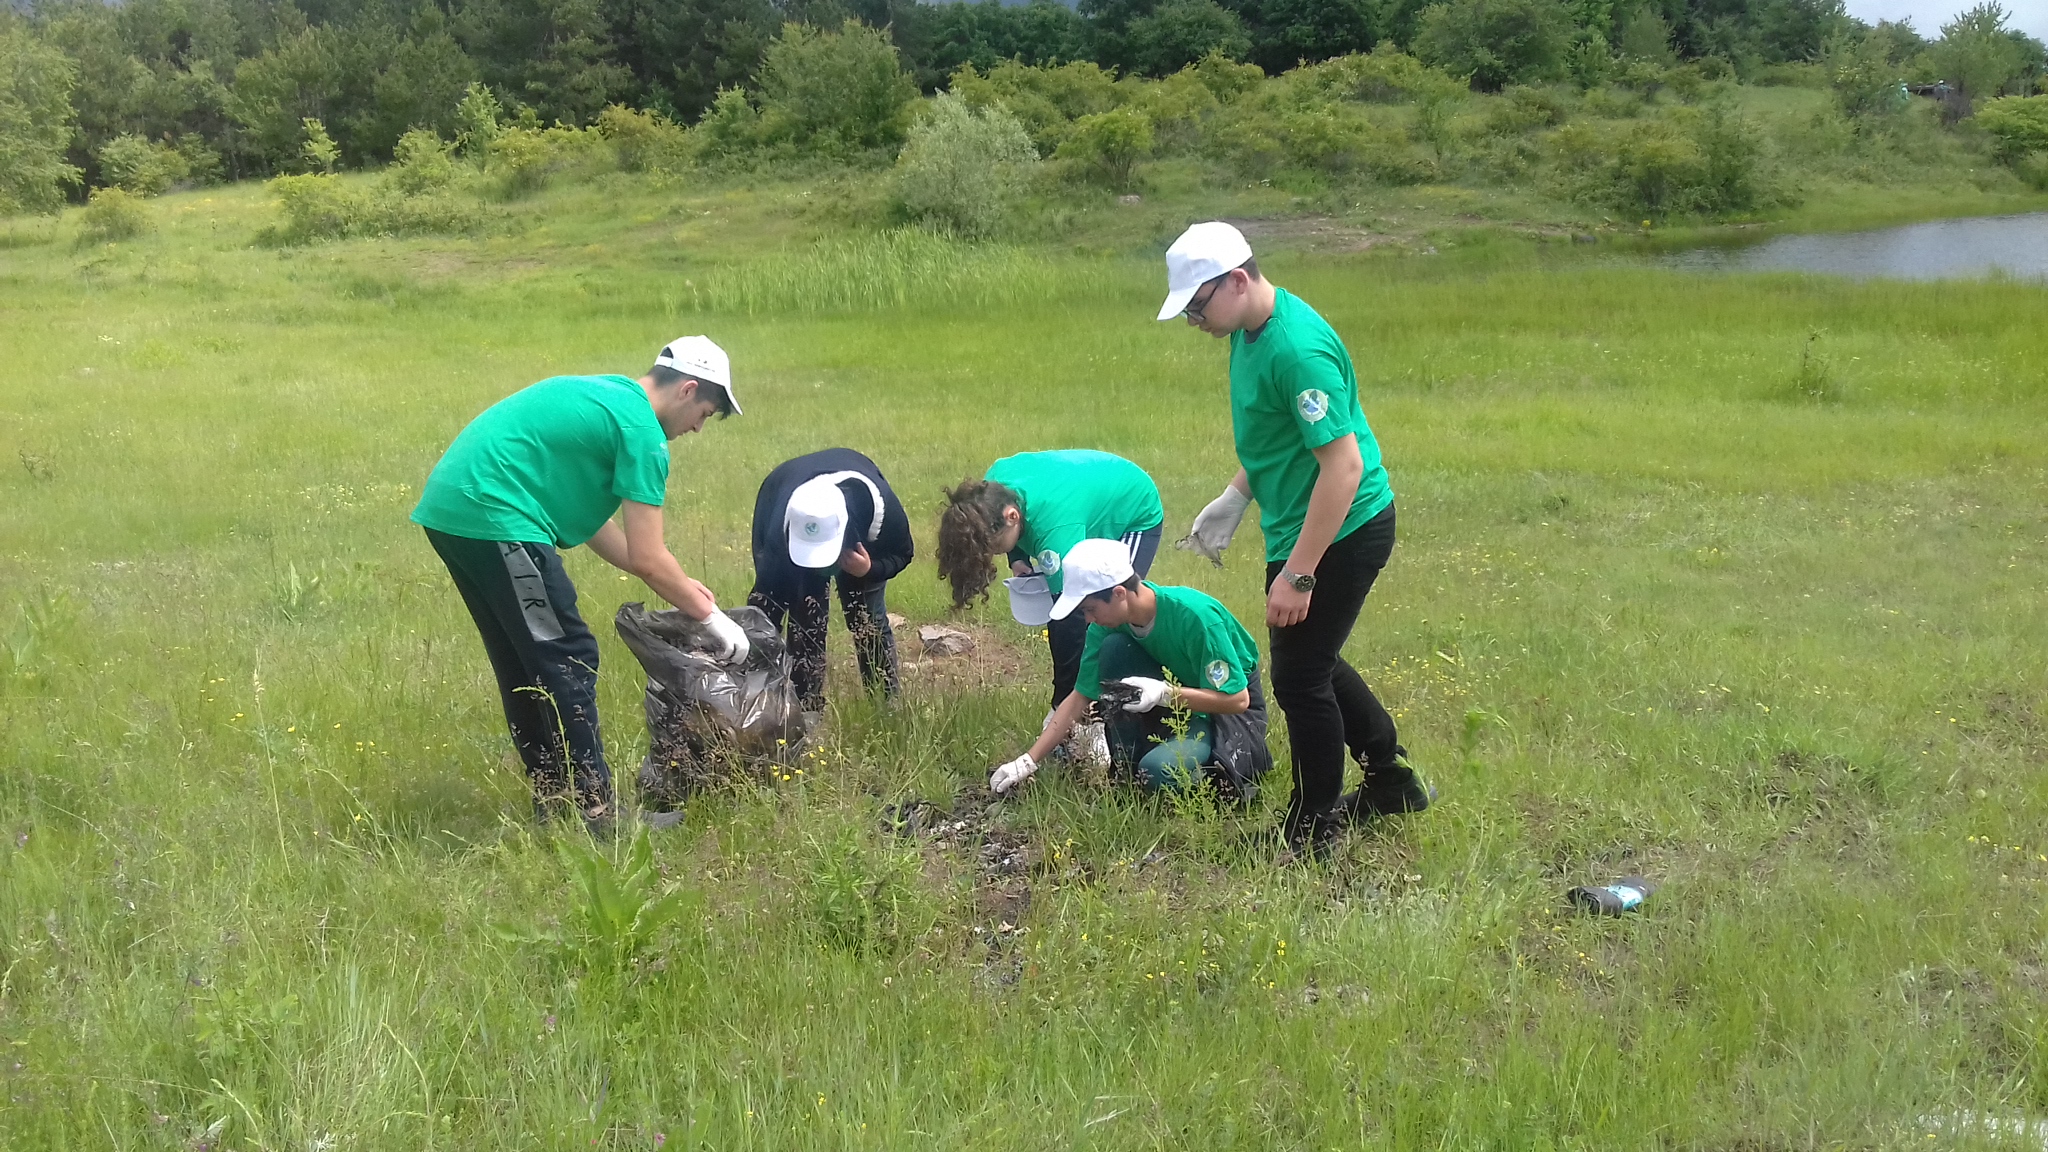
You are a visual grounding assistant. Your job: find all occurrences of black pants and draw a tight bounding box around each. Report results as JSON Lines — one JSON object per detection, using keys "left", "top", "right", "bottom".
{"left": 749, "top": 570, "right": 898, "bottom": 712}
{"left": 425, "top": 528, "right": 612, "bottom": 818}
{"left": 1046, "top": 525, "right": 1163, "bottom": 711}
{"left": 1265, "top": 505, "right": 1399, "bottom": 827}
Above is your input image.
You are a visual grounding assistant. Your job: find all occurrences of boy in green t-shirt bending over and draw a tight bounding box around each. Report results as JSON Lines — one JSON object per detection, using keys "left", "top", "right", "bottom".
{"left": 987, "top": 538, "right": 1271, "bottom": 799}
{"left": 411, "top": 336, "right": 750, "bottom": 833}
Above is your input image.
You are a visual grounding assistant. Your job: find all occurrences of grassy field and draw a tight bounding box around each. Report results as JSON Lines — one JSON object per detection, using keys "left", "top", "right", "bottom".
{"left": 3, "top": 170, "right": 2048, "bottom": 1150}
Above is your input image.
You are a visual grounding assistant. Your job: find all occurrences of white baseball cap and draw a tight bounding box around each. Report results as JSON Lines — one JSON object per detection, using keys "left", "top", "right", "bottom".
{"left": 784, "top": 475, "right": 848, "bottom": 568}
{"left": 654, "top": 335, "right": 741, "bottom": 414}
{"left": 1157, "top": 221, "right": 1254, "bottom": 321}
{"left": 1049, "top": 538, "right": 1136, "bottom": 621}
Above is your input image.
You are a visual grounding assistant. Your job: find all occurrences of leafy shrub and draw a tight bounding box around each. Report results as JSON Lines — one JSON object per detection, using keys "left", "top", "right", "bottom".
{"left": 1550, "top": 105, "right": 1776, "bottom": 217}
{"left": 596, "top": 104, "right": 690, "bottom": 172}
{"left": 482, "top": 126, "right": 606, "bottom": 198}
{"left": 76, "top": 187, "right": 152, "bottom": 244}
{"left": 1414, "top": 0, "right": 1574, "bottom": 91}
{"left": 384, "top": 129, "right": 456, "bottom": 196}
{"left": 263, "top": 173, "right": 481, "bottom": 244}
{"left": 757, "top": 21, "right": 919, "bottom": 156}
{"left": 691, "top": 87, "right": 767, "bottom": 164}
{"left": 453, "top": 82, "right": 503, "bottom": 163}
{"left": 949, "top": 60, "right": 1123, "bottom": 152}
{"left": 1824, "top": 33, "right": 1911, "bottom": 121}
{"left": 1054, "top": 106, "right": 1155, "bottom": 189}
{"left": 2016, "top": 150, "right": 2048, "bottom": 190}
{"left": 1294, "top": 43, "right": 1450, "bottom": 103}
{"left": 301, "top": 118, "right": 340, "bottom": 174}
{"left": 1975, "top": 94, "right": 2048, "bottom": 162}
{"left": 894, "top": 94, "right": 1041, "bottom": 238}
{"left": 1486, "top": 85, "right": 1571, "bottom": 134}
{"left": 96, "top": 134, "right": 190, "bottom": 196}
{"left": 1211, "top": 100, "right": 1431, "bottom": 181}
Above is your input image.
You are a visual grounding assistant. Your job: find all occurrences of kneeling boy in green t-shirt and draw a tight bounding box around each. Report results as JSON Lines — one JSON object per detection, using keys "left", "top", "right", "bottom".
{"left": 988, "top": 538, "right": 1271, "bottom": 800}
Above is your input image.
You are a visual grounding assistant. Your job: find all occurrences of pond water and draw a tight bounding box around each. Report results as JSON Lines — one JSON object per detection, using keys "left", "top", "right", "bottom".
{"left": 1662, "top": 211, "right": 2048, "bottom": 282}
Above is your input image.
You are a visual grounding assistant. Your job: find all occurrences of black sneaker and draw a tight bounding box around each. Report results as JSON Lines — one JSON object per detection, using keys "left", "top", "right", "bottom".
{"left": 1341, "top": 749, "right": 1435, "bottom": 820}
{"left": 1280, "top": 808, "right": 1345, "bottom": 863}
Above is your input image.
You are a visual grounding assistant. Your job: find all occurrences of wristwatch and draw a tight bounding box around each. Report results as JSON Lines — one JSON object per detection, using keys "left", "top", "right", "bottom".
{"left": 1281, "top": 569, "right": 1316, "bottom": 593}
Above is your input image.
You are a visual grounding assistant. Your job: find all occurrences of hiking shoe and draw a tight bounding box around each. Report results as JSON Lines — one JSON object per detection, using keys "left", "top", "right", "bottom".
{"left": 1342, "top": 748, "right": 1436, "bottom": 820}
{"left": 1280, "top": 808, "right": 1346, "bottom": 864}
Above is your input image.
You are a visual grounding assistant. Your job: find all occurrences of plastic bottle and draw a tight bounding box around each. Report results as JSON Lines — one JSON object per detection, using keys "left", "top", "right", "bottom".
{"left": 1567, "top": 875, "right": 1655, "bottom": 915}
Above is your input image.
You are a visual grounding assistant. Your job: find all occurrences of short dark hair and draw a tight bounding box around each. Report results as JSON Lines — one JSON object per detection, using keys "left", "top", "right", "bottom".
{"left": 647, "top": 364, "right": 733, "bottom": 418}
{"left": 1201, "top": 256, "right": 1260, "bottom": 292}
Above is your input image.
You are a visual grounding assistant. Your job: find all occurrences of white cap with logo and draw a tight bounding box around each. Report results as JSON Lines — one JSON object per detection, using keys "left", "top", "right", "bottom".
{"left": 1049, "top": 537, "right": 1137, "bottom": 621}
{"left": 655, "top": 335, "right": 741, "bottom": 414}
{"left": 784, "top": 475, "right": 849, "bottom": 568}
{"left": 1156, "top": 221, "right": 1254, "bottom": 321}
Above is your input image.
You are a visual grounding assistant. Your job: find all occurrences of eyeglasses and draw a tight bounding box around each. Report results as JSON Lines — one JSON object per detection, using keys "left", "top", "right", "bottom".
{"left": 1181, "top": 277, "right": 1226, "bottom": 321}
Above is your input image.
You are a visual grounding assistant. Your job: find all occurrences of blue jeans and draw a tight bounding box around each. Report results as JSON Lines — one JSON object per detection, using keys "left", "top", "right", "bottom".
{"left": 1094, "top": 632, "right": 1215, "bottom": 793}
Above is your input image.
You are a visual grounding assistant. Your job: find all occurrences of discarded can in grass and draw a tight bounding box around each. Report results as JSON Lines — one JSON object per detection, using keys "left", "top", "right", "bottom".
{"left": 1567, "top": 875, "right": 1655, "bottom": 915}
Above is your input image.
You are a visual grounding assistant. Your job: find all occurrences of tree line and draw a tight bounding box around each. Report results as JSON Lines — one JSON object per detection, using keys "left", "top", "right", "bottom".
{"left": 1, "top": 0, "right": 2044, "bottom": 215}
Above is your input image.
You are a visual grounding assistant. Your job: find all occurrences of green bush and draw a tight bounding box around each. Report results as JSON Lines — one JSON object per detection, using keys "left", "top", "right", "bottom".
{"left": 385, "top": 129, "right": 456, "bottom": 196}
{"left": 691, "top": 87, "right": 768, "bottom": 164}
{"left": 301, "top": 118, "right": 341, "bottom": 174}
{"left": 1211, "top": 99, "right": 1431, "bottom": 181}
{"left": 453, "top": 82, "right": 503, "bottom": 163}
{"left": 481, "top": 126, "right": 606, "bottom": 198}
{"left": 94, "top": 134, "right": 190, "bottom": 196}
{"left": 949, "top": 60, "right": 1123, "bottom": 153}
{"left": 1486, "top": 85, "right": 1571, "bottom": 134}
{"left": 1549, "top": 105, "right": 1775, "bottom": 218}
{"left": 1414, "top": 0, "right": 1573, "bottom": 91}
{"left": 1824, "top": 33, "right": 1910, "bottom": 121}
{"left": 1054, "top": 106, "right": 1155, "bottom": 189}
{"left": 1975, "top": 94, "right": 2048, "bottom": 163}
{"left": 263, "top": 173, "right": 481, "bottom": 244}
{"left": 757, "top": 21, "right": 919, "bottom": 156}
{"left": 596, "top": 104, "right": 690, "bottom": 172}
{"left": 894, "top": 94, "right": 1041, "bottom": 238}
{"left": 1294, "top": 43, "right": 1451, "bottom": 104}
{"left": 2016, "top": 149, "right": 2048, "bottom": 190}
{"left": 75, "top": 187, "right": 151, "bottom": 244}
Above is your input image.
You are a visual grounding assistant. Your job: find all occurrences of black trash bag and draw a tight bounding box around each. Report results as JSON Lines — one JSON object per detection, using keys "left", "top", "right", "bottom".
{"left": 614, "top": 602, "right": 806, "bottom": 810}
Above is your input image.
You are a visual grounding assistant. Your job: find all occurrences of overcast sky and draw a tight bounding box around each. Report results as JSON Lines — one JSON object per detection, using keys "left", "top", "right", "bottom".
{"left": 1844, "top": 0, "right": 2048, "bottom": 39}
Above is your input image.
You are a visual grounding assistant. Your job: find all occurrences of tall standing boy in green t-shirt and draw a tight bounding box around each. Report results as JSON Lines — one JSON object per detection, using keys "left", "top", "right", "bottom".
{"left": 411, "top": 336, "right": 750, "bottom": 833}
{"left": 1157, "top": 221, "right": 1431, "bottom": 854}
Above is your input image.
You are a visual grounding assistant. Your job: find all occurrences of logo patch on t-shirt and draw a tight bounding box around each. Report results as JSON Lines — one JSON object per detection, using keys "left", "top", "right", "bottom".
{"left": 1036, "top": 548, "right": 1062, "bottom": 574}
{"left": 1297, "top": 389, "right": 1330, "bottom": 423}
{"left": 1206, "top": 659, "right": 1232, "bottom": 688}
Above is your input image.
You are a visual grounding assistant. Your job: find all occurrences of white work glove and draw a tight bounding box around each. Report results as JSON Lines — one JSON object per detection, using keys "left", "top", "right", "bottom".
{"left": 1176, "top": 484, "right": 1251, "bottom": 567}
{"left": 1117, "top": 676, "right": 1175, "bottom": 713}
{"left": 701, "top": 610, "right": 751, "bottom": 664}
{"left": 990, "top": 753, "right": 1037, "bottom": 794}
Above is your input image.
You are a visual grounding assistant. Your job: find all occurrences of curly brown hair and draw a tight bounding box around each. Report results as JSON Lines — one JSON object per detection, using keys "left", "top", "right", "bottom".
{"left": 936, "top": 477, "right": 1021, "bottom": 609}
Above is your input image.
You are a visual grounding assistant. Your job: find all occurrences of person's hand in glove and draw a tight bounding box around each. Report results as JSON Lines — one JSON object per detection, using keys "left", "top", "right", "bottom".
{"left": 1176, "top": 482, "right": 1251, "bottom": 566}
{"left": 1116, "top": 676, "right": 1175, "bottom": 713}
{"left": 990, "top": 753, "right": 1037, "bottom": 794}
{"left": 702, "top": 609, "right": 751, "bottom": 664}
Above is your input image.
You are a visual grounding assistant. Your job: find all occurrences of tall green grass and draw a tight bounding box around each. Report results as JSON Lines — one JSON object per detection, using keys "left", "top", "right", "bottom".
{"left": 2, "top": 172, "right": 2046, "bottom": 1149}
{"left": 677, "top": 229, "right": 1063, "bottom": 315}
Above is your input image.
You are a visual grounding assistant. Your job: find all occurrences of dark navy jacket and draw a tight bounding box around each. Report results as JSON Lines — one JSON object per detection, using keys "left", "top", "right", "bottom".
{"left": 749, "top": 448, "right": 914, "bottom": 597}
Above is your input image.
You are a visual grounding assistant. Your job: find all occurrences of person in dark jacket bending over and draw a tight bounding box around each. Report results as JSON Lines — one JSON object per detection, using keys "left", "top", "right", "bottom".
{"left": 748, "top": 448, "right": 915, "bottom": 712}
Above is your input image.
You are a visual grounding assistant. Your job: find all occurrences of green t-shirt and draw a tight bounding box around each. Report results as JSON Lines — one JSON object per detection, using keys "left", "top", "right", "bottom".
{"left": 1229, "top": 288, "right": 1393, "bottom": 562}
{"left": 411, "top": 374, "right": 670, "bottom": 547}
{"left": 985, "top": 450, "right": 1163, "bottom": 594}
{"left": 1076, "top": 583, "right": 1260, "bottom": 701}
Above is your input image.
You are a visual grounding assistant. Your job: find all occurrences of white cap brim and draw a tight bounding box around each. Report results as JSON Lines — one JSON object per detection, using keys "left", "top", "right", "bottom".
{"left": 1005, "top": 576, "right": 1053, "bottom": 626}
{"left": 1048, "top": 588, "right": 1089, "bottom": 621}
{"left": 788, "top": 530, "right": 842, "bottom": 568}
{"left": 716, "top": 382, "right": 742, "bottom": 416}
{"left": 1156, "top": 284, "right": 1199, "bottom": 322}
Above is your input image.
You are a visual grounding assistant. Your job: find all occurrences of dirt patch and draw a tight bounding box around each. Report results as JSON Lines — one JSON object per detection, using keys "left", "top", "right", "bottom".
{"left": 882, "top": 789, "right": 1039, "bottom": 982}
{"left": 1225, "top": 215, "right": 1410, "bottom": 254}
